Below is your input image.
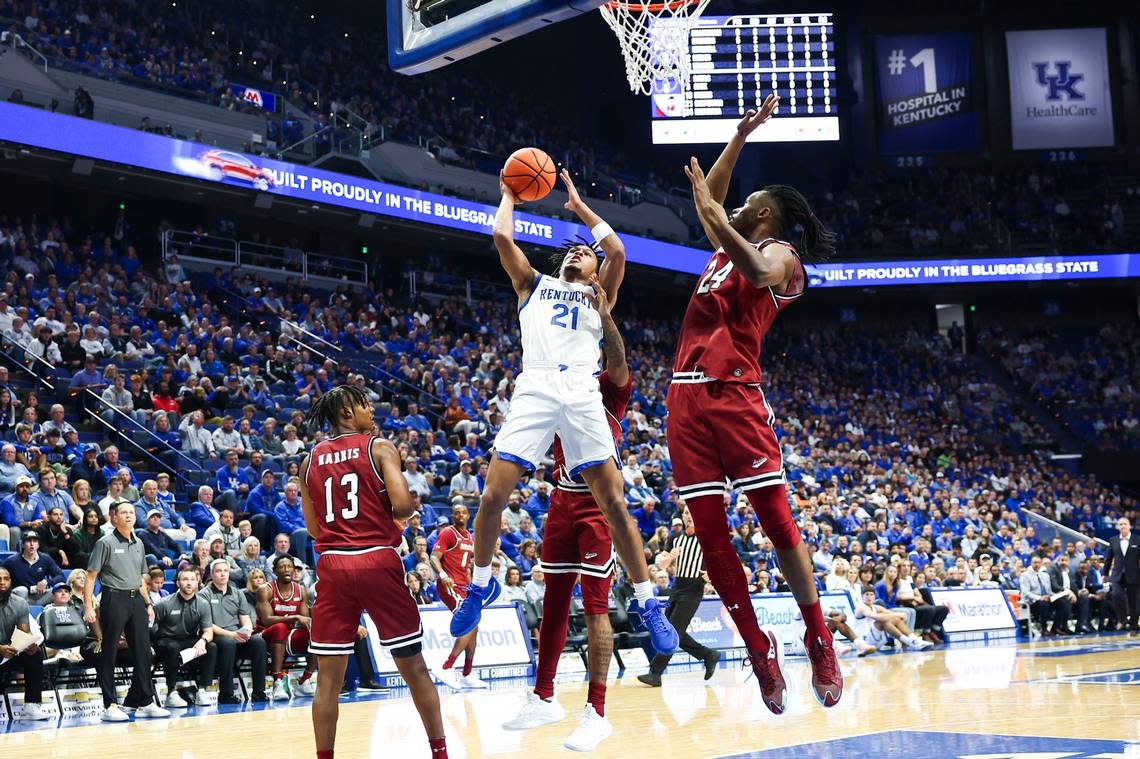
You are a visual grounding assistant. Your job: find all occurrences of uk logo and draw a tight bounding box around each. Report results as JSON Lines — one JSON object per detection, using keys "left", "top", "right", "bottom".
{"left": 1033, "top": 61, "right": 1084, "bottom": 101}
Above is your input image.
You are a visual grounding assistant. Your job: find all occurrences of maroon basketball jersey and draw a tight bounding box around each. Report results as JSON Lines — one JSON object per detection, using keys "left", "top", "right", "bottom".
{"left": 672, "top": 239, "right": 805, "bottom": 384}
{"left": 434, "top": 525, "right": 474, "bottom": 587}
{"left": 255, "top": 579, "right": 303, "bottom": 632}
{"left": 305, "top": 432, "right": 401, "bottom": 552}
{"left": 551, "top": 370, "right": 632, "bottom": 488}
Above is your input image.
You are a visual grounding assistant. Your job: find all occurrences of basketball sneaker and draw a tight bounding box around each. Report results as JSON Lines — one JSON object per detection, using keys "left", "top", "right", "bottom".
{"left": 433, "top": 667, "right": 465, "bottom": 690}
{"left": 502, "top": 691, "right": 566, "bottom": 730}
{"left": 744, "top": 625, "right": 788, "bottom": 716}
{"left": 563, "top": 706, "right": 613, "bottom": 752}
{"left": 449, "top": 577, "right": 502, "bottom": 638}
{"left": 460, "top": 672, "right": 489, "bottom": 690}
{"left": 19, "top": 702, "right": 49, "bottom": 721}
{"left": 297, "top": 677, "right": 318, "bottom": 697}
{"left": 101, "top": 704, "right": 130, "bottom": 723}
{"left": 804, "top": 632, "right": 843, "bottom": 707}
{"left": 271, "top": 678, "right": 290, "bottom": 701}
{"left": 135, "top": 703, "right": 172, "bottom": 719}
{"left": 164, "top": 690, "right": 189, "bottom": 708}
{"left": 629, "top": 597, "right": 679, "bottom": 655}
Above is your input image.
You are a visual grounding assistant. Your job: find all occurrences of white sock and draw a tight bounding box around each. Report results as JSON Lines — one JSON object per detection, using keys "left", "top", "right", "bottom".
{"left": 470, "top": 564, "right": 492, "bottom": 588}
{"left": 633, "top": 580, "right": 653, "bottom": 604}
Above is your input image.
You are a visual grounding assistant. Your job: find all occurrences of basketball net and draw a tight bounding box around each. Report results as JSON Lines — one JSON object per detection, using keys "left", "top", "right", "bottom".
{"left": 599, "top": 0, "right": 712, "bottom": 96}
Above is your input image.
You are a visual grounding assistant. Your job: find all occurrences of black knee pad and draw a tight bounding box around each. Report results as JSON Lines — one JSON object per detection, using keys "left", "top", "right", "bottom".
{"left": 390, "top": 642, "right": 422, "bottom": 659}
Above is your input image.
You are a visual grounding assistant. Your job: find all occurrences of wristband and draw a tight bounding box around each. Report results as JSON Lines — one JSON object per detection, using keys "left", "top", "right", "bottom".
{"left": 590, "top": 222, "right": 614, "bottom": 245}
{"left": 439, "top": 571, "right": 449, "bottom": 580}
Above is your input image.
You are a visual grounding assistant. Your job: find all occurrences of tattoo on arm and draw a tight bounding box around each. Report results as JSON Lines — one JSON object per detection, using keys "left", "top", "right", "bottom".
{"left": 601, "top": 315, "right": 626, "bottom": 372}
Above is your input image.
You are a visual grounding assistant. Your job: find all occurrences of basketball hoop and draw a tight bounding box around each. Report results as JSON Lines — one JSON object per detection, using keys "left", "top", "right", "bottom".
{"left": 599, "top": 0, "right": 711, "bottom": 96}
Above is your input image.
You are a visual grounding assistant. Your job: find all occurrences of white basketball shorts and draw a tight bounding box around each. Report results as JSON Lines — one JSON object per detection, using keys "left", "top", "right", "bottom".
{"left": 493, "top": 369, "right": 616, "bottom": 477}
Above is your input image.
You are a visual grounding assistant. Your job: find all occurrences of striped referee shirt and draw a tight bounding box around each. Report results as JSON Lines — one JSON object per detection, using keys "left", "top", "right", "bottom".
{"left": 670, "top": 532, "right": 704, "bottom": 580}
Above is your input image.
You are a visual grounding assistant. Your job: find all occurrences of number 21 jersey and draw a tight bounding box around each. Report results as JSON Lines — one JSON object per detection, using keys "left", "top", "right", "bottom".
{"left": 672, "top": 239, "right": 805, "bottom": 385}
{"left": 305, "top": 432, "right": 401, "bottom": 553}
{"left": 519, "top": 273, "right": 603, "bottom": 373}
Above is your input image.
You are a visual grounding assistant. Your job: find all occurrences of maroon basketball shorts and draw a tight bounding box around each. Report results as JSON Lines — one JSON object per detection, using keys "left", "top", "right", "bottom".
{"left": 310, "top": 546, "right": 423, "bottom": 655}
{"left": 541, "top": 488, "right": 614, "bottom": 614}
{"left": 667, "top": 380, "right": 786, "bottom": 502}
{"left": 437, "top": 579, "right": 468, "bottom": 612}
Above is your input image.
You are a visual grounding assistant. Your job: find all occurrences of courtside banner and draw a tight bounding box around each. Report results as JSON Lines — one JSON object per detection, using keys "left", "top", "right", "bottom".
{"left": 1006, "top": 28, "right": 1115, "bottom": 150}
{"left": 874, "top": 33, "right": 978, "bottom": 153}
{"left": 363, "top": 603, "right": 533, "bottom": 679}
{"left": 685, "top": 591, "right": 856, "bottom": 651}
{"left": 927, "top": 586, "right": 1018, "bottom": 634}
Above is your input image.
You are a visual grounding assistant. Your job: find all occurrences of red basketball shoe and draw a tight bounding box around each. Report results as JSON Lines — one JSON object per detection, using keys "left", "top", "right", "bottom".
{"left": 805, "top": 632, "right": 844, "bottom": 708}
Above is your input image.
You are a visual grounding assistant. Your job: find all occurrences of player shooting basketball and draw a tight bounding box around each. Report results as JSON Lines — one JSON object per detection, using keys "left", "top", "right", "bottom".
{"left": 449, "top": 166, "right": 679, "bottom": 657}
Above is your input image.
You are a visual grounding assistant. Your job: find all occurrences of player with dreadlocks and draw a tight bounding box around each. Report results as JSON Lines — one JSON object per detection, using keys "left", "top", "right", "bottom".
{"left": 669, "top": 93, "right": 843, "bottom": 716}
{"left": 449, "top": 167, "right": 679, "bottom": 659}
{"left": 298, "top": 385, "right": 447, "bottom": 759}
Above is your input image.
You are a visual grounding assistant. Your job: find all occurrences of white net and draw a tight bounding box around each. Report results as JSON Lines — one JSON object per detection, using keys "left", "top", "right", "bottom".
{"left": 599, "top": 0, "right": 712, "bottom": 96}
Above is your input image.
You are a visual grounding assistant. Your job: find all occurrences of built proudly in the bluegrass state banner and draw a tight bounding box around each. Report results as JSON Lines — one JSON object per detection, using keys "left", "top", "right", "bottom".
{"left": 874, "top": 33, "right": 979, "bottom": 154}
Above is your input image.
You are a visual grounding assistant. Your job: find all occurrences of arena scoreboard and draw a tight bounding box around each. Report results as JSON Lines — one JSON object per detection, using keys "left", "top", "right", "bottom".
{"left": 650, "top": 13, "right": 840, "bottom": 144}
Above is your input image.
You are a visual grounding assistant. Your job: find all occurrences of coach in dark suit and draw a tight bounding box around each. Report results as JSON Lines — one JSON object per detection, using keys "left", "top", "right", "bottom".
{"left": 1103, "top": 517, "right": 1140, "bottom": 635}
{"left": 1070, "top": 559, "right": 1105, "bottom": 633}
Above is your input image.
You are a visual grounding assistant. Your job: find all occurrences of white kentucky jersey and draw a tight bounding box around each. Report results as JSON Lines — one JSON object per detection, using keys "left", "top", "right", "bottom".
{"left": 518, "top": 273, "right": 603, "bottom": 373}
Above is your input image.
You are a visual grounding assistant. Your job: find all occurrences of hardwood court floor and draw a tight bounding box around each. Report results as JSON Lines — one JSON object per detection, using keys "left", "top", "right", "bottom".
{"left": 4, "top": 635, "right": 1139, "bottom": 759}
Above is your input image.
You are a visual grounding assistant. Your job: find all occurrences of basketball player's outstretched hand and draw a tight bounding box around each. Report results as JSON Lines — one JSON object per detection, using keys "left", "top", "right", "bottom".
{"left": 560, "top": 169, "right": 583, "bottom": 212}
{"left": 736, "top": 93, "right": 780, "bottom": 137}
{"left": 585, "top": 274, "right": 611, "bottom": 318}
{"left": 684, "top": 157, "right": 717, "bottom": 218}
{"left": 499, "top": 170, "right": 521, "bottom": 205}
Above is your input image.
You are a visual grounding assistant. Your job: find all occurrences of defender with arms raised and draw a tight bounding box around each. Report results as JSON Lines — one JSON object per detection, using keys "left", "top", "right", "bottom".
{"left": 670, "top": 94, "right": 844, "bottom": 715}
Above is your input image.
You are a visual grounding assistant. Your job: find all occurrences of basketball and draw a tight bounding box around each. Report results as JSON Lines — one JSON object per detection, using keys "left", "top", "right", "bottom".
{"left": 502, "top": 147, "right": 557, "bottom": 202}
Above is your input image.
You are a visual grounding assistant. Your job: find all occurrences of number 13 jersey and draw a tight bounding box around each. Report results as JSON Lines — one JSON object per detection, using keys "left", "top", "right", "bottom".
{"left": 304, "top": 432, "right": 401, "bottom": 553}
{"left": 672, "top": 239, "right": 805, "bottom": 385}
{"left": 519, "top": 274, "right": 603, "bottom": 374}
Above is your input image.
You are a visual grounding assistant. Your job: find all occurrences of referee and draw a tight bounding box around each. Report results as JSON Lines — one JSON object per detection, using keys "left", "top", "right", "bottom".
{"left": 84, "top": 500, "right": 170, "bottom": 722}
{"left": 638, "top": 506, "right": 721, "bottom": 687}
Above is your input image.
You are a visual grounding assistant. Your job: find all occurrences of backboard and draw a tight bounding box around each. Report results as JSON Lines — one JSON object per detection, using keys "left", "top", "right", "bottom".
{"left": 388, "top": 0, "right": 607, "bottom": 75}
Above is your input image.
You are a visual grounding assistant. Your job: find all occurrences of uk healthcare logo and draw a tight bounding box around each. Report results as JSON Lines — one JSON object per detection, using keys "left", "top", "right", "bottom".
{"left": 1033, "top": 61, "right": 1084, "bottom": 100}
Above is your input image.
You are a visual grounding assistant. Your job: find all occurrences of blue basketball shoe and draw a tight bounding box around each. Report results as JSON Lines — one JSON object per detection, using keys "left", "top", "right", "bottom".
{"left": 449, "top": 577, "right": 502, "bottom": 637}
{"left": 630, "top": 597, "right": 679, "bottom": 655}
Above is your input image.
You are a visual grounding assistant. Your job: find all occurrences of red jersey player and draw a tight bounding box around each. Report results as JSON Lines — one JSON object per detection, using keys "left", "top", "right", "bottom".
{"left": 429, "top": 503, "right": 487, "bottom": 690}
{"left": 299, "top": 386, "right": 446, "bottom": 759}
{"left": 670, "top": 94, "right": 843, "bottom": 714}
{"left": 502, "top": 277, "right": 629, "bottom": 752}
{"left": 255, "top": 553, "right": 317, "bottom": 700}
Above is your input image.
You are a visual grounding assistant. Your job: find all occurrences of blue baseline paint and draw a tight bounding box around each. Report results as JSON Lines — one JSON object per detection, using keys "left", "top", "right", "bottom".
{"left": 719, "top": 730, "right": 1137, "bottom": 759}
{"left": 1021, "top": 638, "right": 1140, "bottom": 658}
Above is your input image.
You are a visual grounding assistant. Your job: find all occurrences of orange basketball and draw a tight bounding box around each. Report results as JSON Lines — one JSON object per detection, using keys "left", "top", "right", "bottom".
{"left": 502, "top": 147, "right": 557, "bottom": 202}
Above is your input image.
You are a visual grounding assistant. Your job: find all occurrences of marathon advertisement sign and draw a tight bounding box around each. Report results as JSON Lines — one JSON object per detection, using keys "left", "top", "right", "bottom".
{"left": 1006, "top": 28, "right": 1115, "bottom": 149}
{"left": 685, "top": 591, "right": 856, "bottom": 652}
{"left": 874, "top": 33, "right": 978, "bottom": 153}
{"left": 364, "top": 603, "right": 534, "bottom": 680}
{"left": 927, "top": 587, "right": 1018, "bottom": 634}
{"left": 230, "top": 84, "right": 277, "bottom": 113}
